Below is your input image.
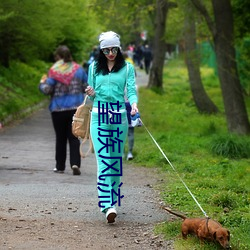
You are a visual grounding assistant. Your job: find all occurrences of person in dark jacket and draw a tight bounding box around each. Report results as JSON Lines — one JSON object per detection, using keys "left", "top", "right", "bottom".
{"left": 143, "top": 44, "right": 152, "bottom": 74}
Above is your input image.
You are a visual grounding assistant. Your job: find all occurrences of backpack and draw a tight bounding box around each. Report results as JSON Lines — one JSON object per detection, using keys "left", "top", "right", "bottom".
{"left": 72, "top": 95, "right": 93, "bottom": 158}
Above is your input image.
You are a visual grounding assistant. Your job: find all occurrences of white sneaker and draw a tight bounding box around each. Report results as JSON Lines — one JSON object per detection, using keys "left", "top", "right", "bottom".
{"left": 106, "top": 207, "right": 117, "bottom": 223}
{"left": 127, "top": 152, "right": 133, "bottom": 160}
{"left": 53, "top": 168, "right": 64, "bottom": 173}
{"left": 72, "top": 165, "right": 81, "bottom": 175}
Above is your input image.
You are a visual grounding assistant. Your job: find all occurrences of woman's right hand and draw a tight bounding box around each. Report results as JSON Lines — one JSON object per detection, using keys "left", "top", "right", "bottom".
{"left": 85, "top": 86, "right": 95, "bottom": 97}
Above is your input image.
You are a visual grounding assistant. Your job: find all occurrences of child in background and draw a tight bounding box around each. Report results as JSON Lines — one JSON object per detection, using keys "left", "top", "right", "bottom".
{"left": 123, "top": 51, "right": 137, "bottom": 160}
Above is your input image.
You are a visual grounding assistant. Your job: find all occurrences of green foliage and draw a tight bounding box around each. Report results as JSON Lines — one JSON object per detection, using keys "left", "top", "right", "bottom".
{"left": 0, "top": 60, "right": 49, "bottom": 122}
{"left": 165, "top": 0, "right": 213, "bottom": 45}
{"left": 210, "top": 134, "right": 250, "bottom": 159}
{"left": 232, "top": 0, "right": 250, "bottom": 39}
{"left": 236, "top": 37, "right": 250, "bottom": 95}
{"left": 165, "top": 2, "right": 184, "bottom": 44}
{"left": 130, "top": 58, "right": 250, "bottom": 249}
{"left": 0, "top": 0, "right": 100, "bottom": 66}
{"left": 91, "top": 0, "right": 155, "bottom": 46}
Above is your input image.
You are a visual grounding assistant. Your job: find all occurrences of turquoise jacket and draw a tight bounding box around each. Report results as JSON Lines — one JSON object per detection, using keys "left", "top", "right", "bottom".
{"left": 87, "top": 62, "right": 138, "bottom": 110}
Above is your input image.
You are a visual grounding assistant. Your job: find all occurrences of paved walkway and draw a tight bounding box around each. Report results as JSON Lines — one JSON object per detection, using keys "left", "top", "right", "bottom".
{"left": 0, "top": 70, "right": 173, "bottom": 249}
{"left": 0, "top": 67, "right": 152, "bottom": 220}
{"left": 0, "top": 106, "right": 164, "bottom": 224}
{"left": 135, "top": 68, "right": 149, "bottom": 88}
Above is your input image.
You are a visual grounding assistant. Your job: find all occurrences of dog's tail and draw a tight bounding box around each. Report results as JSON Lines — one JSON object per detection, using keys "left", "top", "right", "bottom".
{"left": 161, "top": 206, "right": 187, "bottom": 220}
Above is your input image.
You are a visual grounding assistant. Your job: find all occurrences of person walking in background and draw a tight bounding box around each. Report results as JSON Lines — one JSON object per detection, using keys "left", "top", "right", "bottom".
{"left": 85, "top": 31, "right": 138, "bottom": 223}
{"left": 143, "top": 44, "right": 152, "bottom": 74}
{"left": 39, "top": 45, "right": 88, "bottom": 175}
{"left": 123, "top": 52, "right": 137, "bottom": 161}
{"left": 134, "top": 44, "right": 144, "bottom": 69}
{"left": 88, "top": 46, "right": 99, "bottom": 64}
{"left": 125, "top": 101, "right": 135, "bottom": 160}
{"left": 123, "top": 51, "right": 134, "bottom": 66}
{"left": 83, "top": 46, "right": 99, "bottom": 73}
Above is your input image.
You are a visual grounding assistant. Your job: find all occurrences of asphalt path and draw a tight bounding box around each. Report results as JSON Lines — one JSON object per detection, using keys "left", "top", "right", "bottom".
{"left": 0, "top": 106, "right": 166, "bottom": 223}
{"left": 0, "top": 69, "right": 172, "bottom": 249}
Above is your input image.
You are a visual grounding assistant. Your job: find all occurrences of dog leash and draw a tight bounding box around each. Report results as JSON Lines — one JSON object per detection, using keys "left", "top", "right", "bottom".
{"left": 139, "top": 118, "right": 209, "bottom": 218}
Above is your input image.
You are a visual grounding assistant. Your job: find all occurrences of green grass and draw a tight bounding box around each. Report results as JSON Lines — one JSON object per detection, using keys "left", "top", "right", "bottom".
{"left": 130, "top": 58, "right": 250, "bottom": 250}
{"left": 0, "top": 60, "right": 50, "bottom": 123}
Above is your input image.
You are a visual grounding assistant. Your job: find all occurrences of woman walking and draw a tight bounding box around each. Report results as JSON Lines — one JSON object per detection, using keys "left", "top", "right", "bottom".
{"left": 86, "top": 31, "right": 138, "bottom": 223}
{"left": 39, "top": 45, "right": 88, "bottom": 175}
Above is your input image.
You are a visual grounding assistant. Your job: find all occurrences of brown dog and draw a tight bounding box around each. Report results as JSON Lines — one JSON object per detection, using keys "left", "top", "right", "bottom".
{"left": 162, "top": 207, "right": 231, "bottom": 249}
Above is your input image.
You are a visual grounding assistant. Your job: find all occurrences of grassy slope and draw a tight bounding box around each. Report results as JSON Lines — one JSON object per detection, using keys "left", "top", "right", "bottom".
{"left": 130, "top": 59, "right": 250, "bottom": 250}
{"left": 0, "top": 60, "right": 50, "bottom": 123}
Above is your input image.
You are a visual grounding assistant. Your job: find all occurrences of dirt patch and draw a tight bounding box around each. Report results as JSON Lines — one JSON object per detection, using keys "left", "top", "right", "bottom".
{"left": 0, "top": 215, "right": 174, "bottom": 250}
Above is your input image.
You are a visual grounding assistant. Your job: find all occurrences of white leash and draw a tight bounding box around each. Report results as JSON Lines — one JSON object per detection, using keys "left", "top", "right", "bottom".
{"left": 139, "top": 118, "right": 209, "bottom": 218}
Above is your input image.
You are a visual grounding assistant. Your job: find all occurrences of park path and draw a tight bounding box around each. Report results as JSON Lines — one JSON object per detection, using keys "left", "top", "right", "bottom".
{"left": 0, "top": 69, "right": 173, "bottom": 250}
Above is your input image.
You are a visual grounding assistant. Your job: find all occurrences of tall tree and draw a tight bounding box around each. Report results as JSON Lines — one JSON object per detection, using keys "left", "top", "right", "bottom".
{"left": 148, "top": 0, "right": 176, "bottom": 89}
{"left": 184, "top": 1, "right": 218, "bottom": 114}
{"left": 191, "top": 0, "right": 250, "bottom": 134}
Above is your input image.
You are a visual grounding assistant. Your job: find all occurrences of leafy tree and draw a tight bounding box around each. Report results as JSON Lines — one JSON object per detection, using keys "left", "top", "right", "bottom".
{"left": 164, "top": 1, "right": 184, "bottom": 44}
{"left": 148, "top": 0, "right": 177, "bottom": 89}
{"left": 90, "top": 0, "right": 218, "bottom": 114}
{"left": 54, "top": 1, "right": 99, "bottom": 62}
{"left": 0, "top": 0, "right": 57, "bottom": 66}
{"left": 190, "top": 0, "right": 250, "bottom": 134}
{"left": 183, "top": 1, "right": 218, "bottom": 114}
{"left": 90, "top": 0, "right": 155, "bottom": 47}
{"left": 0, "top": 0, "right": 99, "bottom": 67}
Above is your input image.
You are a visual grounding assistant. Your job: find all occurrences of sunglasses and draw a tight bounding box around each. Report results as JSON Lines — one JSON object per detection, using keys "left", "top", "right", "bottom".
{"left": 102, "top": 47, "right": 119, "bottom": 55}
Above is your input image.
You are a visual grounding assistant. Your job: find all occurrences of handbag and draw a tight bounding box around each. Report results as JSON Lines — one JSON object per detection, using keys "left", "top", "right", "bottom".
{"left": 72, "top": 95, "right": 93, "bottom": 158}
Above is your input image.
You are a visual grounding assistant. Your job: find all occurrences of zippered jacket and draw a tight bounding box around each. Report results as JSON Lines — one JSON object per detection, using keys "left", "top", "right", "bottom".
{"left": 87, "top": 62, "right": 137, "bottom": 110}
{"left": 39, "top": 65, "right": 87, "bottom": 112}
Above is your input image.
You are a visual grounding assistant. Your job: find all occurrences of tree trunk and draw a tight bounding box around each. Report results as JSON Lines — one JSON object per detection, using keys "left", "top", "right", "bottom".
{"left": 212, "top": 0, "right": 250, "bottom": 134}
{"left": 147, "top": 0, "right": 169, "bottom": 89}
{"left": 191, "top": 0, "right": 250, "bottom": 134}
{"left": 184, "top": 4, "right": 218, "bottom": 114}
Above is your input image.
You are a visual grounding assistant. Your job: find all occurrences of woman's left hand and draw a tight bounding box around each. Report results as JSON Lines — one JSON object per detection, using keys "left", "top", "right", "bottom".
{"left": 131, "top": 103, "right": 138, "bottom": 116}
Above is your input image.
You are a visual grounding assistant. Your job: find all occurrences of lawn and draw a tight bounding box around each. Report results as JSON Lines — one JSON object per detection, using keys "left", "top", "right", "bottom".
{"left": 129, "top": 58, "right": 250, "bottom": 250}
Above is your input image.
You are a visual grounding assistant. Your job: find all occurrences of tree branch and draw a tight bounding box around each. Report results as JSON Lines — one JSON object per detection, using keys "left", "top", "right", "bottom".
{"left": 190, "top": 0, "right": 216, "bottom": 37}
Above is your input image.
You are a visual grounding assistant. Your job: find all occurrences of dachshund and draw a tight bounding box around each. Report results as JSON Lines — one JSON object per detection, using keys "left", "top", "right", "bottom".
{"left": 162, "top": 207, "right": 231, "bottom": 249}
